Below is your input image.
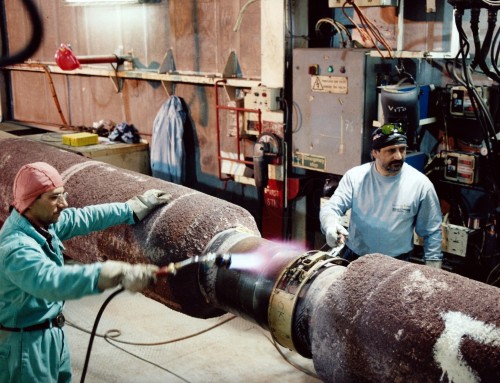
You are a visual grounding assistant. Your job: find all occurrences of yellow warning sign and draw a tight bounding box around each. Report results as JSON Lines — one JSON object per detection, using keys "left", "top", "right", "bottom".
{"left": 310, "top": 76, "right": 348, "bottom": 94}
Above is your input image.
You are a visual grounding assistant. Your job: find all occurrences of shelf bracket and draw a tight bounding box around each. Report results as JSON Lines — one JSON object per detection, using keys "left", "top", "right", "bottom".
{"left": 222, "top": 51, "right": 242, "bottom": 100}
{"left": 159, "top": 49, "right": 176, "bottom": 97}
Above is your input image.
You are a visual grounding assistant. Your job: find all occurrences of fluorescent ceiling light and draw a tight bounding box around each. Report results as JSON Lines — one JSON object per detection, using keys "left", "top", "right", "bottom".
{"left": 65, "top": 0, "right": 160, "bottom": 5}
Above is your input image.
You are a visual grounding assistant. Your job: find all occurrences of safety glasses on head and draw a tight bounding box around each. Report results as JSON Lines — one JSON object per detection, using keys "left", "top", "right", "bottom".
{"left": 371, "top": 123, "right": 407, "bottom": 150}
{"left": 380, "top": 123, "right": 405, "bottom": 136}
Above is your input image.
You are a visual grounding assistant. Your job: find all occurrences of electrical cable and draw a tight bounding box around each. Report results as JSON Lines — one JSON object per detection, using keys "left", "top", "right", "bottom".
{"left": 0, "top": 0, "right": 43, "bottom": 67}
{"left": 233, "top": 0, "right": 260, "bottom": 32}
{"left": 487, "top": 265, "right": 500, "bottom": 286}
{"left": 315, "top": 18, "right": 349, "bottom": 48}
{"left": 478, "top": 9, "right": 500, "bottom": 82}
{"left": 80, "top": 287, "right": 125, "bottom": 383}
{"left": 67, "top": 314, "right": 237, "bottom": 346}
{"left": 491, "top": 26, "right": 500, "bottom": 76}
{"left": 262, "top": 332, "right": 320, "bottom": 380}
{"left": 453, "top": 6, "right": 499, "bottom": 193}
{"left": 342, "top": 0, "right": 394, "bottom": 58}
{"left": 481, "top": 0, "right": 500, "bottom": 7}
{"left": 316, "top": 19, "right": 344, "bottom": 47}
{"left": 40, "top": 65, "right": 69, "bottom": 126}
{"left": 68, "top": 286, "right": 237, "bottom": 382}
{"left": 470, "top": 8, "right": 483, "bottom": 70}
{"left": 101, "top": 337, "right": 192, "bottom": 383}
{"left": 291, "top": 99, "right": 302, "bottom": 134}
{"left": 69, "top": 288, "right": 322, "bottom": 381}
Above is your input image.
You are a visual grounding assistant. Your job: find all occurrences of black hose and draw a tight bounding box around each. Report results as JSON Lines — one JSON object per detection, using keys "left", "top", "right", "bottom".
{"left": 470, "top": 8, "right": 482, "bottom": 70}
{"left": 478, "top": 9, "right": 500, "bottom": 83}
{"left": 491, "top": 27, "right": 500, "bottom": 76}
{"left": 80, "top": 287, "right": 125, "bottom": 383}
{"left": 0, "top": 0, "right": 43, "bottom": 66}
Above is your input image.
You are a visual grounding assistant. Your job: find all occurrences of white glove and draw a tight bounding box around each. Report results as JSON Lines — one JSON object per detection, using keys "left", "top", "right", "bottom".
{"left": 324, "top": 217, "right": 349, "bottom": 248}
{"left": 98, "top": 261, "right": 159, "bottom": 292}
{"left": 425, "top": 260, "right": 442, "bottom": 269}
{"left": 98, "top": 260, "right": 129, "bottom": 291}
{"left": 126, "top": 189, "right": 172, "bottom": 221}
{"left": 122, "top": 264, "right": 159, "bottom": 293}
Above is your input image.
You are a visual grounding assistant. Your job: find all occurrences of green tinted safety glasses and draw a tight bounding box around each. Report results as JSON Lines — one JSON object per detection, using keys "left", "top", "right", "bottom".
{"left": 380, "top": 123, "right": 405, "bottom": 135}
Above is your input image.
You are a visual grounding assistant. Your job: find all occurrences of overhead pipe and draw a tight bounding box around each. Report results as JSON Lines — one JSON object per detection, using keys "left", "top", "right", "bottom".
{"left": 0, "top": 137, "right": 498, "bottom": 382}
{"left": 54, "top": 43, "right": 131, "bottom": 71}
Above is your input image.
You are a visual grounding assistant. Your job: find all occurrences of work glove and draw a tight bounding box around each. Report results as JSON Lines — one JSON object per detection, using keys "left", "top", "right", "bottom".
{"left": 122, "top": 264, "right": 159, "bottom": 293}
{"left": 324, "top": 217, "right": 349, "bottom": 248}
{"left": 98, "top": 260, "right": 159, "bottom": 292}
{"left": 98, "top": 260, "right": 128, "bottom": 291}
{"left": 425, "top": 260, "right": 443, "bottom": 269}
{"left": 126, "top": 189, "right": 172, "bottom": 221}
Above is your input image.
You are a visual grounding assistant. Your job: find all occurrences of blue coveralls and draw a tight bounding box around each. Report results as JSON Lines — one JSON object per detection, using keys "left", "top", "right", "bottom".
{"left": 0, "top": 203, "right": 135, "bottom": 383}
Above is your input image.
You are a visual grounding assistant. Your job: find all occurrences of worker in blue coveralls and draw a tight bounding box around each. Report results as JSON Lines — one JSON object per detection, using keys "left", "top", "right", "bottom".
{"left": 0, "top": 162, "right": 170, "bottom": 383}
{"left": 320, "top": 123, "right": 443, "bottom": 268}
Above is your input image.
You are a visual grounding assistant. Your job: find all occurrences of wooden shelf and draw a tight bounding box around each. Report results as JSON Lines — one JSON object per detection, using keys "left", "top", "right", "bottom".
{"left": 4, "top": 63, "right": 261, "bottom": 88}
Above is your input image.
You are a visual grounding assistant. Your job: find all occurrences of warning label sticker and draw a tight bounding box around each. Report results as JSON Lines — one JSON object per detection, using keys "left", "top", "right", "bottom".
{"left": 310, "top": 76, "right": 348, "bottom": 94}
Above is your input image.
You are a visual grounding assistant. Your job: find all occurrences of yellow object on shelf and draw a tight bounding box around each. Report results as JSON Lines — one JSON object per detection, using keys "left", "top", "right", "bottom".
{"left": 62, "top": 133, "right": 98, "bottom": 147}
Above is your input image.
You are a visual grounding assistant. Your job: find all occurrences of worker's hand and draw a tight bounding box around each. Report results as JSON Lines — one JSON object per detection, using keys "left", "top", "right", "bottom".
{"left": 122, "top": 264, "right": 159, "bottom": 293}
{"left": 98, "top": 260, "right": 129, "bottom": 291}
{"left": 425, "top": 260, "right": 442, "bottom": 269}
{"left": 98, "top": 261, "right": 159, "bottom": 292}
{"left": 324, "top": 218, "right": 349, "bottom": 248}
{"left": 126, "top": 189, "right": 172, "bottom": 221}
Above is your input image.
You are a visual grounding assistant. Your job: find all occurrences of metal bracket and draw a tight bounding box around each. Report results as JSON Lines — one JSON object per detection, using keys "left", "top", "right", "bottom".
{"left": 222, "top": 51, "right": 242, "bottom": 100}
{"left": 108, "top": 73, "right": 123, "bottom": 93}
{"left": 159, "top": 49, "right": 176, "bottom": 97}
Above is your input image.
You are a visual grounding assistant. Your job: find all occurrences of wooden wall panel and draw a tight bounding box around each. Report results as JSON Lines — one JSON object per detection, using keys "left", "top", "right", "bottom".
{"left": 237, "top": 0, "right": 260, "bottom": 79}
{"left": 5, "top": 0, "right": 260, "bottom": 182}
{"left": 217, "top": 1, "right": 238, "bottom": 76}
{"left": 11, "top": 71, "right": 59, "bottom": 123}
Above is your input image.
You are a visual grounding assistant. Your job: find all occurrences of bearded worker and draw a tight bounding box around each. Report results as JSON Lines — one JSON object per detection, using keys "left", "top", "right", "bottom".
{"left": 320, "top": 123, "right": 443, "bottom": 268}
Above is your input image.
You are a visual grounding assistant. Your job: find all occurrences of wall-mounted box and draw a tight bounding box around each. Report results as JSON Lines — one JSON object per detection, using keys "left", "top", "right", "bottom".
{"left": 292, "top": 48, "right": 382, "bottom": 175}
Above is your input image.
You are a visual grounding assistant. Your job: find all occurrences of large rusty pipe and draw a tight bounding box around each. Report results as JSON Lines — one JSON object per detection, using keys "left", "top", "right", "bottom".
{"left": 0, "top": 137, "right": 499, "bottom": 381}
{"left": 200, "top": 242, "right": 499, "bottom": 381}
{"left": 310, "top": 254, "right": 500, "bottom": 382}
{"left": 0, "top": 137, "right": 260, "bottom": 318}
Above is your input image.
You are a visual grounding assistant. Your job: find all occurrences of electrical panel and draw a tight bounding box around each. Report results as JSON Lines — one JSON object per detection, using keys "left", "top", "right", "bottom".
{"left": 414, "top": 223, "right": 474, "bottom": 257}
{"left": 443, "top": 151, "right": 480, "bottom": 185}
{"left": 244, "top": 86, "right": 282, "bottom": 135}
{"left": 292, "top": 48, "right": 380, "bottom": 175}
{"left": 329, "top": 0, "right": 398, "bottom": 7}
{"left": 449, "top": 85, "right": 489, "bottom": 118}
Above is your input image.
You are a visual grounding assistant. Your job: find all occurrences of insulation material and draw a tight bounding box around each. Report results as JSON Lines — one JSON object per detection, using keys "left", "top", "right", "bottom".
{"left": 0, "top": 137, "right": 259, "bottom": 318}
{"left": 311, "top": 254, "right": 500, "bottom": 383}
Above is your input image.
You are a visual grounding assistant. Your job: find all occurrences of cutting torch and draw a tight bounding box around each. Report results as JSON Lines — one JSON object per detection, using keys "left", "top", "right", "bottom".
{"left": 156, "top": 253, "right": 232, "bottom": 276}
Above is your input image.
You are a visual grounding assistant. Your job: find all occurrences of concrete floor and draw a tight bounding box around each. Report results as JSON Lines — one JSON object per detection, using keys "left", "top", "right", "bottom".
{"left": 64, "top": 288, "right": 321, "bottom": 383}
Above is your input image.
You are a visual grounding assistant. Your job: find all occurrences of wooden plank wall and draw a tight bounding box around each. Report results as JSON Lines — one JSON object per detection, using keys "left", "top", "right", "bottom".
{"left": 4, "top": 0, "right": 261, "bottom": 179}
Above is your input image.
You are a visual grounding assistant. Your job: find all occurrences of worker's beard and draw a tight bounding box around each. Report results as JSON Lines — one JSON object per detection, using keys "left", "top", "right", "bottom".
{"left": 385, "top": 160, "right": 403, "bottom": 174}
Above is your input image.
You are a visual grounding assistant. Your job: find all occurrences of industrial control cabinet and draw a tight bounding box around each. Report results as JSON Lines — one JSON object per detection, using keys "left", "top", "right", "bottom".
{"left": 292, "top": 48, "right": 380, "bottom": 175}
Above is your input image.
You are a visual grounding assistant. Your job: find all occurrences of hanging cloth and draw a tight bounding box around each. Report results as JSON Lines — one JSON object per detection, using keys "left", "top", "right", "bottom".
{"left": 150, "top": 95, "right": 186, "bottom": 184}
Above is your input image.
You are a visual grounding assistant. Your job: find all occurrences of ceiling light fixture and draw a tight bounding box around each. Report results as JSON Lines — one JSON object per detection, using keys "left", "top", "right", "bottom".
{"left": 65, "top": 0, "right": 160, "bottom": 5}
